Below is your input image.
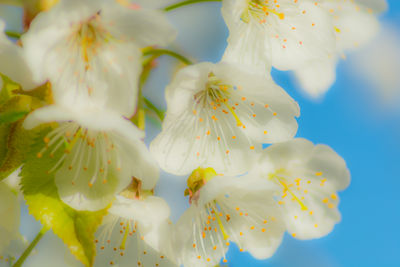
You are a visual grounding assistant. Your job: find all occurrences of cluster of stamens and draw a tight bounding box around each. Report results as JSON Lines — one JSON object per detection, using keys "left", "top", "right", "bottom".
{"left": 241, "top": 0, "right": 285, "bottom": 24}
{"left": 37, "top": 122, "right": 121, "bottom": 188}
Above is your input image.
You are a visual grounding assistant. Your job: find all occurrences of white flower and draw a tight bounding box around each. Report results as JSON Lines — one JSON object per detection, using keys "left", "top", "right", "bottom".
{"left": 150, "top": 62, "right": 299, "bottom": 176}
{"left": 251, "top": 138, "right": 350, "bottom": 239}
{"left": 294, "top": 0, "right": 385, "bottom": 97}
{"left": 174, "top": 168, "right": 285, "bottom": 267}
{"left": 23, "top": 104, "right": 159, "bottom": 211}
{"left": 0, "top": 19, "right": 37, "bottom": 90}
{"left": 94, "top": 193, "right": 176, "bottom": 267}
{"left": 21, "top": 0, "right": 176, "bottom": 117}
{"left": 0, "top": 182, "right": 20, "bottom": 263}
{"left": 221, "top": 0, "right": 336, "bottom": 72}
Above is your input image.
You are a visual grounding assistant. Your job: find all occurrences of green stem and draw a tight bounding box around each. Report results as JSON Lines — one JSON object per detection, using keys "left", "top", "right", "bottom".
{"left": 143, "top": 49, "right": 193, "bottom": 65}
{"left": 137, "top": 49, "right": 192, "bottom": 124}
{"left": 144, "top": 97, "right": 165, "bottom": 121}
{"left": 13, "top": 228, "right": 47, "bottom": 267}
{"left": 5, "top": 31, "right": 21, "bottom": 39}
{"left": 163, "top": 0, "right": 222, "bottom": 12}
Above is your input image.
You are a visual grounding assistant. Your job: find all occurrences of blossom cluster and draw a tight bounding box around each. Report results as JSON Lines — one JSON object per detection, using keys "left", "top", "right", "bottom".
{"left": 0, "top": 0, "right": 385, "bottom": 266}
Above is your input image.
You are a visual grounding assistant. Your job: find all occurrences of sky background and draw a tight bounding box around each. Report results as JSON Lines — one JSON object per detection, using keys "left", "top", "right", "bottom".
{"left": 1, "top": 0, "right": 399, "bottom": 267}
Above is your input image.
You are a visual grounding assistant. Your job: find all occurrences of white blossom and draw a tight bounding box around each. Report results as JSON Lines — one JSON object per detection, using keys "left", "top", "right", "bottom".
{"left": 23, "top": 104, "right": 159, "bottom": 211}
{"left": 294, "top": 0, "right": 385, "bottom": 97}
{"left": 150, "top": 62, "right": 299, "bottom": 176}
{"left": 21, "top": 0, "right": 176, "bottom": 117}
{"left": 251, "top": 138, "right": 350, "bottom": 239}
{"left": 174, "top": 168, "right": 285, "bottom": 267}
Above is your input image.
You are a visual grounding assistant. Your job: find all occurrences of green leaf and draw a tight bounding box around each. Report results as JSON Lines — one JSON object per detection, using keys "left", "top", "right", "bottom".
{"left": 0, "top": 93, "right": 46, "bottom": 180}
{"left": 0, "top": 123, "right": 12, "bottom": 166}
{"left": 21, "top": 128, "right": 108, "bottom": 267}
{"left": 0, "top": 120, "right": 38, "bottom": 181}
{"left": 143, "top": 97, "right": 165, "bottom": 122}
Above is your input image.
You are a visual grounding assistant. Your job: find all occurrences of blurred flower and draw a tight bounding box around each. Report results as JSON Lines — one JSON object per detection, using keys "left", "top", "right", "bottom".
{"left": 150, "top": 62, "right": 299, "bottom": 176}
{"left": 23, "top": 104, "right": 159, "bottom": 211}
{"left": 174, "top": 168, "right": 285, "bottom": 267}
{"left": 295, "top": 0, "right": 385, "bottom": 97}
{"left": 251, "top": 138, "right": 350, "bottom": 239}
{"left": 0, "top": 182, "right": 20, "bottom": 264}
{"left": 21, "top": 0, "right": 176, "bottom": 117}
{"left": 348, "top": 24, "right": 400, "bottom": 112}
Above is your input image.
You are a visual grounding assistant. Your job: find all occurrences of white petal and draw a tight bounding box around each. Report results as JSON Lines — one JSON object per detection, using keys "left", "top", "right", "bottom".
{"left": 0, "top": 20, "right": 37, "bottom": 90}
{"left": 110, "top": 195, "right": 170, "bottom": 229}
{"left": 95, "top": 214, "right": 176, "bottom": 267}
{"left": 269, "top": 1, "right": 336, "bottom": 70}
{"left": 103, "top": 4, "right": 177, "bottom": 48}
{"left": 355, "top": 0, "right": 388, "bottom": 14}
{"left": 319, "top": 0, "right": 380, "bottom": 53}
{"left": 23, "top": 105, "right": 144, "bottom": 139}
{"left": 222, "top": 21, "right": 271, "bottom": 73}
{"left": 151, "top": 62, "right": 299, "bottom": 176}
{"left": 294, "top": 57, "right": 337, "bottom": 98}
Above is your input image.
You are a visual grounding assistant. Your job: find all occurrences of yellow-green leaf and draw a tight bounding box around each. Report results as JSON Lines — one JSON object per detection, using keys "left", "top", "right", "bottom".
{"left": 0, "top": 120, "right": 38, "bottom": 181}
{"left": 0, "top": 94, "right": 47, "bottom": 180}
{"left": 21, "top": 128, "right": 108, "bottom": 267}
{"left": 0, "top": 75, "right": 21, "bottom": 105}
{"left": 0, "top": 95, "right": 42, "bottom": 124}
{"left": 0, "top": 123, "right": 12, "bottom": 166}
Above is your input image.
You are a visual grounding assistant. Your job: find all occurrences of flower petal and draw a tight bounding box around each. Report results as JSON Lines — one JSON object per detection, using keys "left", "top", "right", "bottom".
{"left": 294, "top": 57, "right": 337, "bottom": 98}
{"left": 0, "top": 20, "right": 37, "bottom": 90}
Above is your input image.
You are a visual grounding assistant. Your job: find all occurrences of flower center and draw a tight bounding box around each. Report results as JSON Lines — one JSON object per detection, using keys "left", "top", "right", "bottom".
{"left": 70, "top": 11, "right": 112, "bottom": 71}
{"left": 192, "top": 72, "right": 244, "bottom": 128}
{"left": 120, "top": 177, "right": 154, "bottom": 200}
{"left": 241, "top": 0, "right": 285, "bottom": 24}
{"left": 185, "top": 167, "right": 217, "bottom": 204}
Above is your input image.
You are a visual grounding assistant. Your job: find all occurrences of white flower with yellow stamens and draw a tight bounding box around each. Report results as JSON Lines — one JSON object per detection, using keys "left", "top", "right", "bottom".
{"left": 94, "top": 185, "right": 176, "bottom": 267}
{"left": 252, "top": 138, "right": 350, "bottom": 239}
{"left": 150, "top": 62, "right": 299, "bottom": 176}
{"left": 174, "top": 168, "right": 285, "bottom": 267}
{"left": 23, "top": 104, "right": 159, "bottom": 211}
{"left": 295, "top": 0, "right": 386, "bottom": 97}
{"left": 21, "top": 0, "right": 176, "bottom": 117}
{"left": 0, "top": 19, "right": 37, "bottom": 90}
{"left": 221, "top": 0, "right": 336, "bottom": 72}
{"left": 0, "top": 182, "right": 20, "bottom": 264}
